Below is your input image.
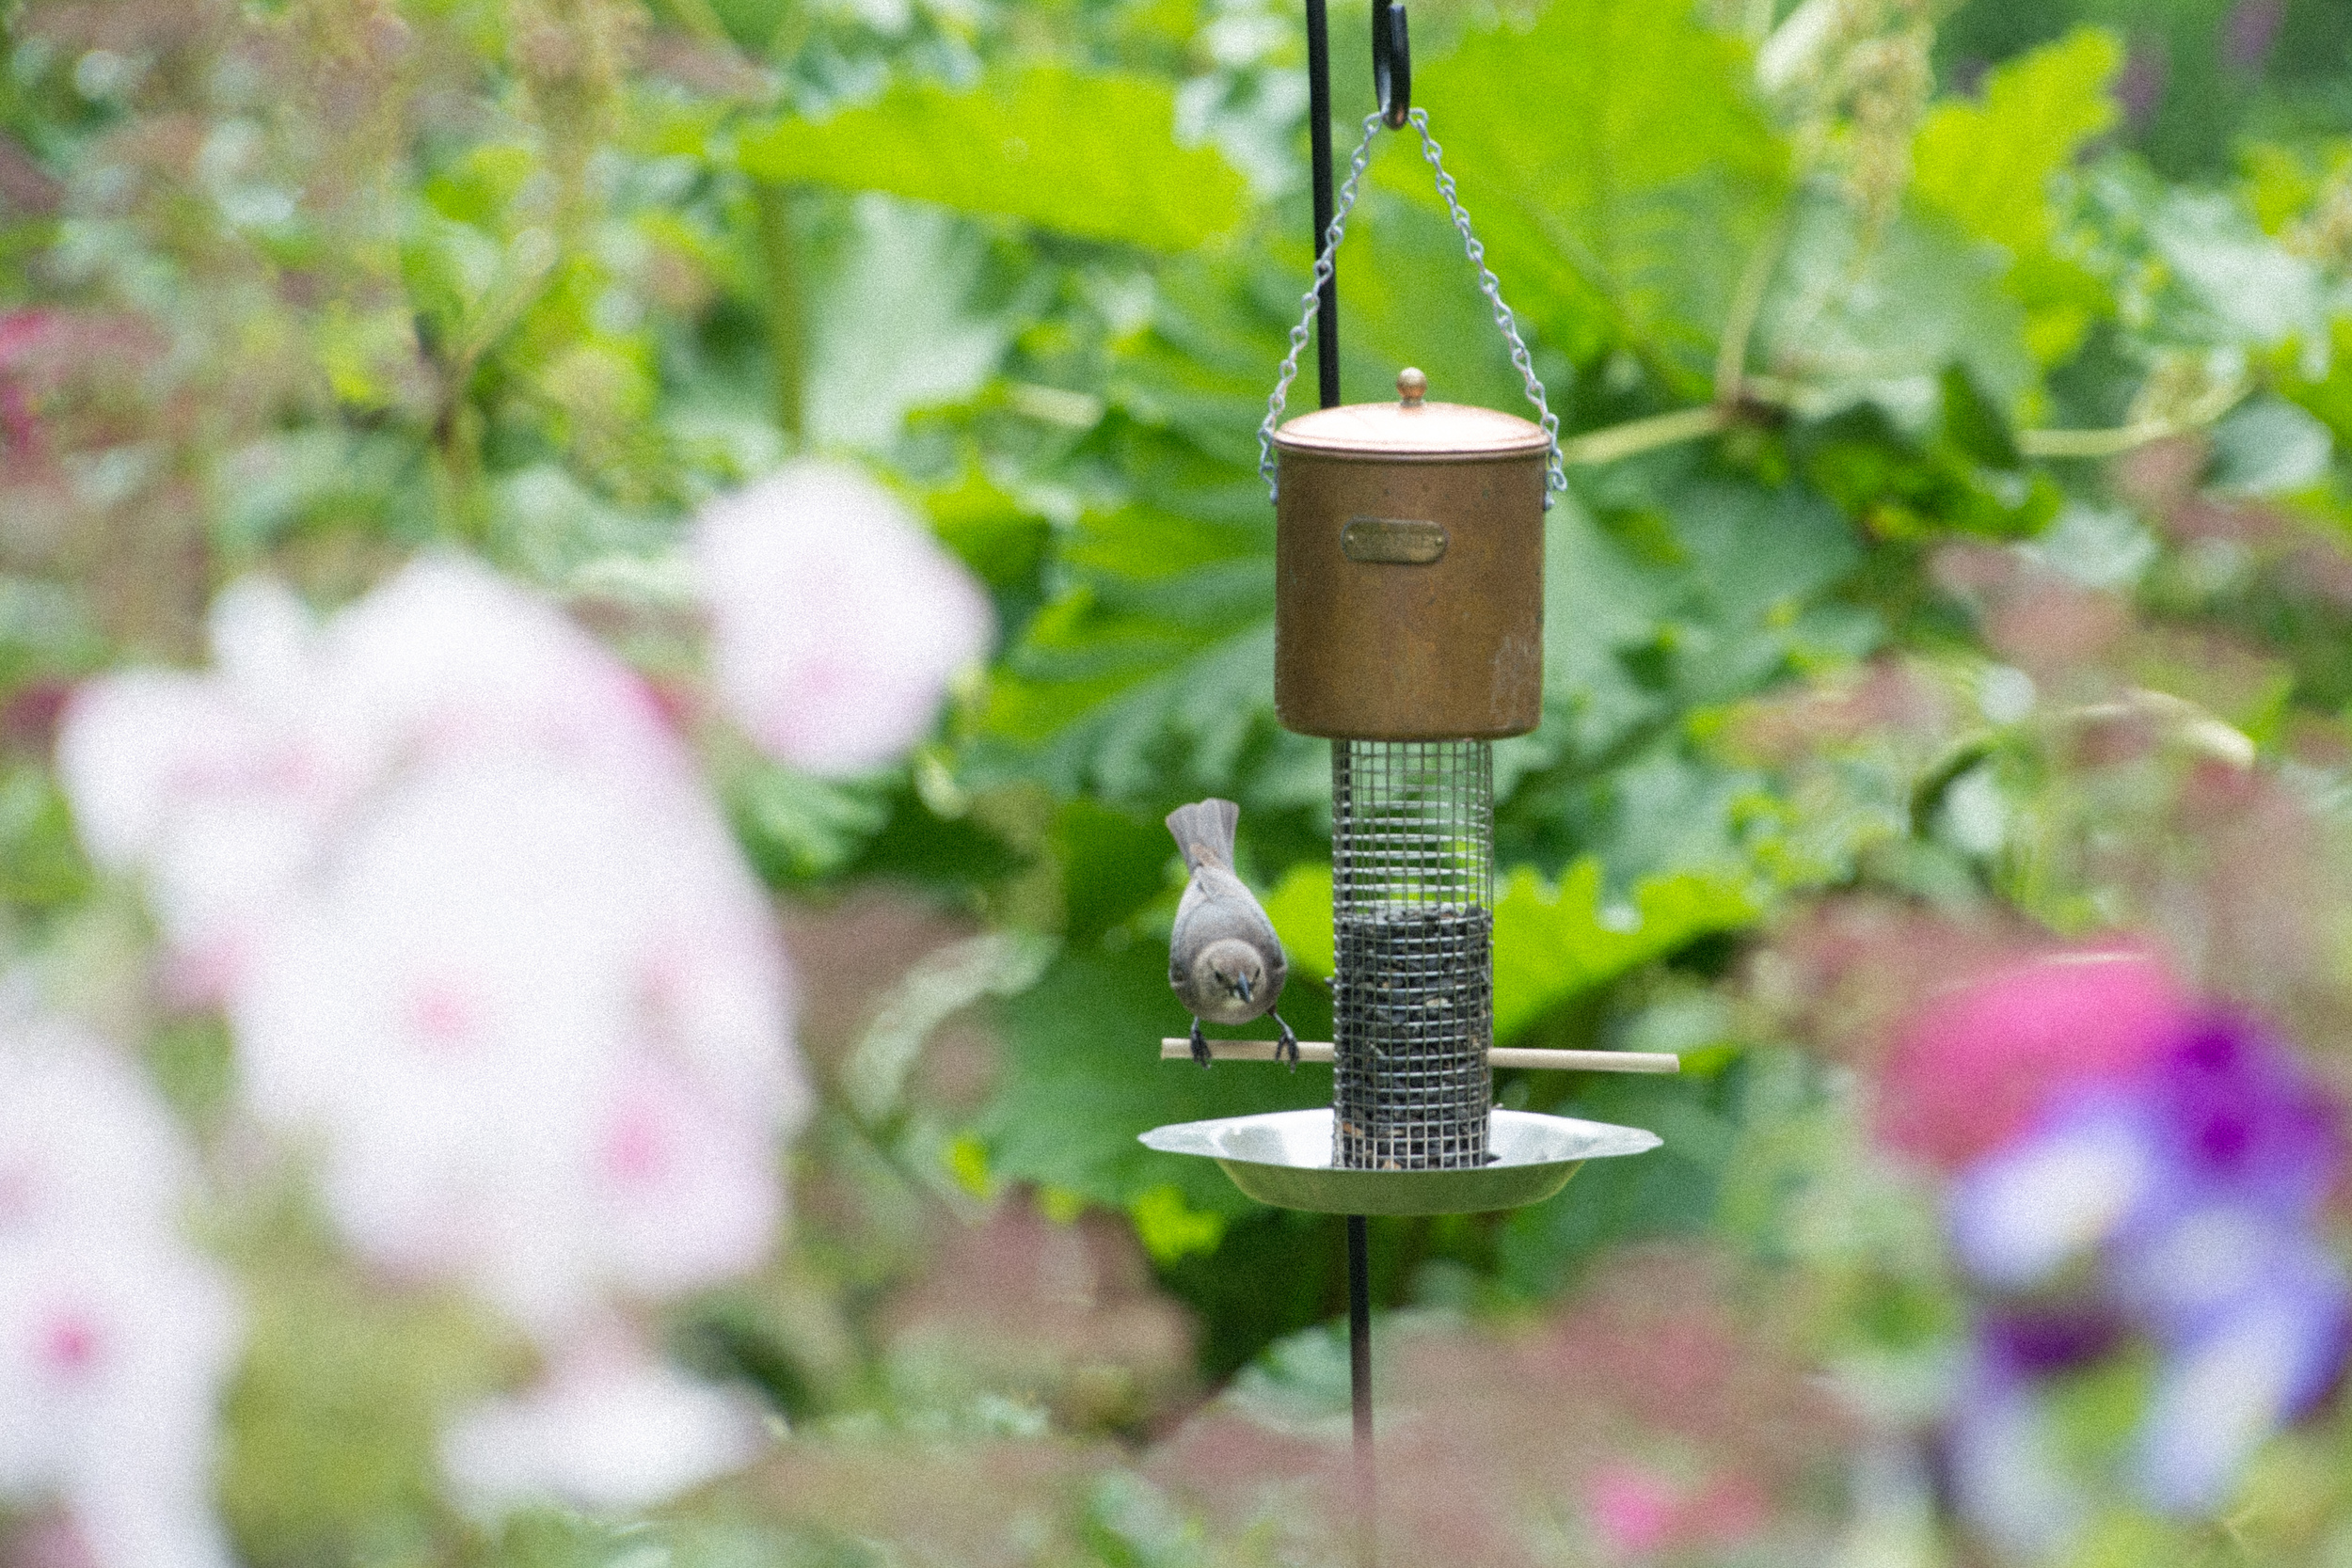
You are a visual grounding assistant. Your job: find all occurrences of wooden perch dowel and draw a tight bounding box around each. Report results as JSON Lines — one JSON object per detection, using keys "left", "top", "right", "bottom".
{"left": 1158, "top": 1038, "right": 1680, "bottom": 1073}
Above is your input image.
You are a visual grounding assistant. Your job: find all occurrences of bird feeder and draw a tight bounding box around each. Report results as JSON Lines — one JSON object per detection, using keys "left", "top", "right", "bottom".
{"left": 1138, "top": 8, "right": 1670, "bottom": 1561}
{"left": 1140, "top": 363, "right": 1666, "bottom": 1209}
{"left": 1140, "top": 32, "right": 1667, "bottom": 1214}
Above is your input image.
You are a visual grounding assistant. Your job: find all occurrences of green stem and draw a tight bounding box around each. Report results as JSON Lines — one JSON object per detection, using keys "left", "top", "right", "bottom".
{"left": 2013, "top": 422, "right": 2178, "bottom": 459}
{"left": 1554, "top": 373, "right": 2239, "bottom": 471}
{"left": 435, "top": 393, "right": 489, "bottom": 546}
{"left": 755, "top": 182, "right": 806, "bottom": 445}
{"left": 1714, "top": 210, "right": 1792, "bottom": 406}
{"left": 2015, "top": 376, "right": 2247, "bottom": 458}
{"left": 1559, "top": 404, "right": 1736, "bottom": 467}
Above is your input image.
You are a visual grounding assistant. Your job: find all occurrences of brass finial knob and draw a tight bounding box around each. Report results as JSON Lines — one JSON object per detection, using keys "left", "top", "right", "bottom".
{"left": 1397, "top": 367, "right": 1427, "bottom": 407}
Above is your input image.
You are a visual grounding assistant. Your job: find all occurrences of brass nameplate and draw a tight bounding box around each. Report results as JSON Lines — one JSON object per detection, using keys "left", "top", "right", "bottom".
{"left": 1341, "top": 516, "right": 1448, "bottom": 564}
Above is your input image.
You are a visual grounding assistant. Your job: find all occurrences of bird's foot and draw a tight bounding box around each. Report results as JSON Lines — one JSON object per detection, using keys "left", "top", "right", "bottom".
{"left": 1275, "top": 1014, "right": 1300, "bottom": 1071}
{"left": 1190, "top": 1019, "right": 1211, "bottom": 1069}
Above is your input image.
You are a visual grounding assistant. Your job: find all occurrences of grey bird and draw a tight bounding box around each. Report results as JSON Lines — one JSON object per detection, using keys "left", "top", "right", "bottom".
{"left": 1167, "top": 798, "right": 1298, "bottom": 1069}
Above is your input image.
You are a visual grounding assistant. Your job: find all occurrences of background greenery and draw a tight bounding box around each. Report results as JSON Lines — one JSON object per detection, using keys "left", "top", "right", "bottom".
{"left": 9, "top": 0, "right": 2352, "bottom": 1561}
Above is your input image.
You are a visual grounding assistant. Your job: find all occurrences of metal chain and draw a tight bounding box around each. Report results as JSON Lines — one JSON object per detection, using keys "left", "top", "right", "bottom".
{"left": 1258, "top": 111, "right": 1384, "bottom": 499}
{"left": 1258, "top": 107, "right": 1567, "bottom": 507}
{"left": 1406, "top": 109, "right": 1567, "bottom": 501}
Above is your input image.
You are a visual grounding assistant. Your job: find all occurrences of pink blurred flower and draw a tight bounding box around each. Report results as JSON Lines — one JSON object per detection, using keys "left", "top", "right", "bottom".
{"left": 230, "top": 749, "right": 798, "bottom": 1338}
{"left": 1585, "top": 1464, "right": 1771, "bottom": 1560}
{"left": 1878, "top": 945, "right": 2184, "bottom": 1167}
{"left": 693, "top": 460, "right": 993, "bottom": 778}
{"left": 881, "top": 1199, "right": 1196, "bottom": 1432}
{"left": 1585, "top": 1464, "right": 1680, "bottom": 1555}
{"left": 56, "top": 579, "right": 378, "bottom": 1006}
{"left": 440, "top": 1329, "right": 765, "bottom": 1514}
{"left": 0, "top": 1011, "right": 241, "bottom": 1568}
{"left": 58, "top": 556, "right": 806, "bottom": 1508}
{"left": 1151, "top": 1247, "right": 1847, "bottom": 1567}
{"left": 327, "top": 555, "right": 690, "bottom": 784}
{"left": 56, "top": 560, "right": 707, "bottom": 1006}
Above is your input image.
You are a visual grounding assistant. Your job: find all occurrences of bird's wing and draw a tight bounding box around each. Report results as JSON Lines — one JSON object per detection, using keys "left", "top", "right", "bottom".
{"left": 1198, "top": 867, "right": 1282, "bottom": 948}
{"left": 1169, "top": 877, "right": 1205, "bottom": 980}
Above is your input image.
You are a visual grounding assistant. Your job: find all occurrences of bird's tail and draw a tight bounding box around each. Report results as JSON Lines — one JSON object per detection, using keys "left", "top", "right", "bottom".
{"left": 1166, "top": 798, "right": 1240, "bottom": 873}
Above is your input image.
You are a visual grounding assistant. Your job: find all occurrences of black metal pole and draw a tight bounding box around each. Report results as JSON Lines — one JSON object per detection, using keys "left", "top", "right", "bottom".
{"left": 1307, "top": 7, "right": 1368, "bottom": 1561}
{"left": 1305, "top": 0, "right": 1341, "bottom": 410}
{"left": 1347, "top": 1212, "right": 1376, "bottom": 1566}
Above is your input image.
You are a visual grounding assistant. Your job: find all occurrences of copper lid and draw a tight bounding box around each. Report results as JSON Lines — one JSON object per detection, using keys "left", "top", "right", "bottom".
{"left": 1273, "top": 368, "right": 1549, "bottom": 461}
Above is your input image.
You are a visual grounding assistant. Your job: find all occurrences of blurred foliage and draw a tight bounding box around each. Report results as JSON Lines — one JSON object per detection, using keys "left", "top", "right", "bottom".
{"left": 11, "top": 0, "right": 2352, "bottom": 1560}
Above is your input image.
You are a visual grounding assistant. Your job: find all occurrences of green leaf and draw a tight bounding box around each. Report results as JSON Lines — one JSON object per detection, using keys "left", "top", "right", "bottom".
{"left": 0, "top": 765, "right": 92, "bottom": 913}
{"left": 1259, "top": 863, "right": 1336, "bottom": 981}
{"left": 1759, "top": 193, "right": 2032, "bottom": 429}
{"left": 2206, "top": 396, "right": 2333, "bottom": 496}
{"left": 1246, "top": 857, "right": 1756, "bottom": 1041}
{"left": 1495, "top": 1070, "right": 1739, "bottom": 1298}
{"left": 1054, "top": 799, "right": 1178, "bottom": 946}
{"left": 2148, "top": 191, "right": 2326, "bottom": 350}
{"left": 727, "top": 763, "right": 894, "bottom": 883}
{"left": 0, "top": 576, "right": 103, "bottom": 693}
{"left": 1127, "top": 1183, "right": 1227, "bottom": 1264}
{"left": 976, "top": 944, "right": 1331, "bottom": 1218}
{"left": 974, "top": 418, "right": 1324, "bottom": 810}
{"left": 1490, "top": 861, "right": 1756, "bottom": 1040}
{"left": 1386, "top": 0, "right": 1788, "bottom": 372}
{"left": 738, "top": 69, "right": 1249, "bottom": 250}
{"left": 1913, "top": 27, "right": 2123, "bottom": 256}
{"left": 805, "top": 198, "right": 1021, "bottom": 448}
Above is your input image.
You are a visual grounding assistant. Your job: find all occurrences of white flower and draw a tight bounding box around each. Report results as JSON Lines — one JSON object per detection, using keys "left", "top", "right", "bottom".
{"left": 0, "top": 1012, "right": 241, "bottom": 1568}
{"left": 55, "top": 559, "right": 707, "bottom": 1005}
{"left": 0, "top": 1016, "right": 197, "bottom": 1243}
{"left": 441, "top": 1335, "right": 767, "bottom": 1515}
{"left": 55, "top": 580, "right": 371, "bottom": 1005}
{"left": 327, "top": 555, "right": 691, "bottom": 785}
{"left": 232, "top": 757, "right": 799, "bottom": 1338}
{"left": 693, "top": 459, "right": 994, "bottom": 778}
{"left": 56, "top": 550, "right": 805, "bottom": 1419}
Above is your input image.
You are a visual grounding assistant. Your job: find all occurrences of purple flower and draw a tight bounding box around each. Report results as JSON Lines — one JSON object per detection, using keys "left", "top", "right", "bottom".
{"left": 2112, "top": 1204, "right": 2340, "bottom": 1342}
{"left": 1948, "top": 1092, "right": 2164, "bottom": 1291}
{"left": 1944, "top": 1000, "right": 2352, "bottom": 1524}
{"left": 2145, "top": 1014, "right": 2340, "bottom": 1219}
{"left": 2137, "top": 1259, "right": 2351, "bottom": 1512}
{"left": 1978, "top": 1306, "right": 2127, "bottom": 1378}
{"left": 1946, "top": 1351, "right": 2086, "bottom": 1559}
{"left": 2118, "top": 41, "right": 2169, "bottom": 130}
{"left": 1947, "top": 1014, "right": 2341, "bottom": 1297}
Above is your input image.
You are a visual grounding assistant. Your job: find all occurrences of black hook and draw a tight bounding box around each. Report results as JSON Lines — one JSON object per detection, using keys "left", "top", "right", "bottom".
{"left": 1373, "top": 0, "right": 1409, "bottom": 128}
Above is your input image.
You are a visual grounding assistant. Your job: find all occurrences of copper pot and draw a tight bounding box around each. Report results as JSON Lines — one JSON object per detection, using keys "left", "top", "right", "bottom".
{"left": 1272, "top": 369, "right": 1548, "bottom": 740}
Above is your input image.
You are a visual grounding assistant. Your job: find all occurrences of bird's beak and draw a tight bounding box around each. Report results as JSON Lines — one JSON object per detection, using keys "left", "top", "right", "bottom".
{"left": 1236, "top": 974, "right": 1254, "bottom": 1003}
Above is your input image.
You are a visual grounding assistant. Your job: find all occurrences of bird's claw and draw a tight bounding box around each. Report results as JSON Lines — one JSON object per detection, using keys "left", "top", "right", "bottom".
{"left": 1190, "top": 1019, "right": 1211, "bottom": 1069}
{"left": 1275, "top": 1014, "right": 1299, "bottom": 1071}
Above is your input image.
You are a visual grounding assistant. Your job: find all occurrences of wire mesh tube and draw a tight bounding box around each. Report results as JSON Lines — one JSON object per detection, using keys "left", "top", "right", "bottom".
{"left": 1330, "top": 740, "right": 1495, "bottom": 1169}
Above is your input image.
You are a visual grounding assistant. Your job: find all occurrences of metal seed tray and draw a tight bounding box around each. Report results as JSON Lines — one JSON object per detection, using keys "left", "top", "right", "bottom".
{"left": 1138, "top": 1108, "right": 1661, "bottom": 1216}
